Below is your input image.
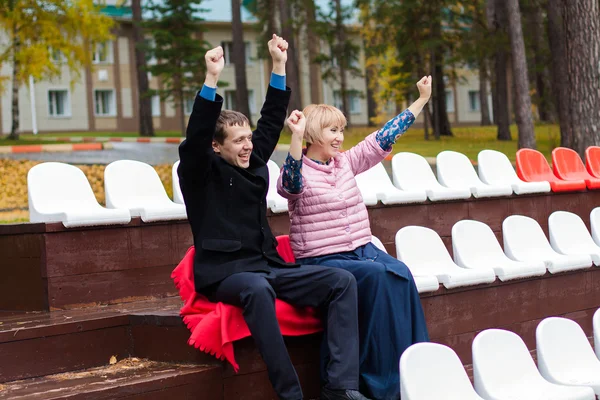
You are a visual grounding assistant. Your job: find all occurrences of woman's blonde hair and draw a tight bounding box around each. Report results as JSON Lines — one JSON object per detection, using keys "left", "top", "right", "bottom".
{"left": 302, "top": 104, "right": 347, "bottom": 145}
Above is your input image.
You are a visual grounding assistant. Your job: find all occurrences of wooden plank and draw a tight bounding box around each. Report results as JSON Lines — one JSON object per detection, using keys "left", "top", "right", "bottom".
{"left": 0, "top": 326, "right": 130, "bottom": 383}
{"left": 46, "top": 265, "right": 178, "bottom": 309}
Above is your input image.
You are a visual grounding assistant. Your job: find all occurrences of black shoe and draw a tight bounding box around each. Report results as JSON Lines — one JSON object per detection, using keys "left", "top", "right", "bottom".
{"left": 320, "top": 387, "right": 371, "bottom": 400}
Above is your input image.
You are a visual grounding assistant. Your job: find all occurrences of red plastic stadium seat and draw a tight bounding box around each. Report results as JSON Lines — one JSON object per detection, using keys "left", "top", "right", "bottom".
{"left": 552, "top": 147, "right": 600, "bottom": 189}
{"left": 516, "top": 148, "right": 586, "bottom": 192}
{"left": 585, "top": 146, "right": 600, "bottom": 178}
{"left": 276, "top": 235, "right": 296, "bottom": 262}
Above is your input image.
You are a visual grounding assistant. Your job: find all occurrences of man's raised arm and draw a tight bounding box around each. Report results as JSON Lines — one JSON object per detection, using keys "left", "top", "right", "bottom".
{"left": 178, "top": 46, "right": 225, "bottom": 183}
{"left": 252, "top": 34, "right": 292, "bottom": 163}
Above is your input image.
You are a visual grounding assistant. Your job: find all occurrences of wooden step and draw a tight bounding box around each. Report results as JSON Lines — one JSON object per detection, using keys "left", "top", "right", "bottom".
{"left": 0, "top": 358, "right": 222, "bottom": 400}
{"left": 0, "top": 298, "right": 183, "bottom": 383}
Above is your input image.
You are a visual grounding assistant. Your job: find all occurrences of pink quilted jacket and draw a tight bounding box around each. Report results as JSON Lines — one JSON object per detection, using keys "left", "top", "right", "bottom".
{"left": 277, "top": 132, "right": 390, "bottom": 259}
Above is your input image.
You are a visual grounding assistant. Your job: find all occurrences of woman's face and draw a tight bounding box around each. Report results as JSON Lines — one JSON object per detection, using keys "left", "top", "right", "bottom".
{"left": 313, "top": 125, "right": 345, "bottom": 159}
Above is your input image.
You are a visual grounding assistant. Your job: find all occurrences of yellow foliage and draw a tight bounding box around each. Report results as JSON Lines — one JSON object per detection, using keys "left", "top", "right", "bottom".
{"left": 0, "top": 0, "right": 115, "bottom": 88}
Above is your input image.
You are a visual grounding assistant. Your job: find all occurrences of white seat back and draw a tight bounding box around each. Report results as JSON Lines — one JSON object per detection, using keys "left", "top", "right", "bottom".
{"left": 549, "top": 211, "right": 600, "bottom": 264}
{"left": 591, "top": 208, "right": 600, "bottom": 247}
{"left": 478, "top": 150, "right": 519, "bottom": 184}
{"left": 536, "top": 317, "right": 600, "bottom": 392}
{"left": 452, "top": 220, "right": 505, "bottom": 267}
{"left": 105, "top": 160, "right": 171, "bottom": 209}
{"left": 594, "top": 308, "right": 600, "bottom": 360}
{"left": 503, "top": 215, "right": 554, "bottom": 259}
{"left": 437, "top": 150, "right": 482, "bottom": 188}
{"left": 28, "top": 162, "right": 100, "bottom": 218}
{"left": 396, "top": 226, "right": 455, "bottom": 268}
{"left": 266, "top": 160, "right": 289, "bottom": 213}
{"left": 356, "top": 163, "right": 426, "bottom": 205}
{"left": 172, "top": 160, "right": 184, "bottom": 204}
{"left": 400, "top": 342, "right": 484, "bottom": 400}
{"left": 392, "top": 152, "right": 440, "bottom": 191}
{"left": 473, "top": 329, "right": 544, "bottom": 396}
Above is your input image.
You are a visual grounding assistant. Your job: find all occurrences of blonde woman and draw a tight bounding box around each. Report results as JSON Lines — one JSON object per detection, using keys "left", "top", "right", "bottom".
{"left": 277, "top": 77, "right": 432, "bottom": 400}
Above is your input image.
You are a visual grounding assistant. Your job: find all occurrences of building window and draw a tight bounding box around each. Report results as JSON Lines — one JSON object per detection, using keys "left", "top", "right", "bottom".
{"left": 221, "top": 42, "right": 252, "bottom": 65}
{"left": 224, "top": 90, "right": 255, "bottom": 114}
{"left": 184, "top": 93, "right": 195, "bottom": 115}
{"left": 151, "top": 95, "right": 161, "bottom": 117}
{"left": 93, "top": 41, "right": 113, "bottom": 64}
{"left": 468, "top": 90, "right": 480, "bottom": 111}
{"left": 48, "top": 90, "right": 70, "bottom": 117}
{"left": 50, "top": 49, "right": 64, "bottom": 63}
{"left": 94, "top": 89, "right": 116, "bottom": 116}
{"left": 333, "top": 91, "right": 361, "bottom": 115}
{"left": 445, "top": 90, "right": 455, "bottom": 113}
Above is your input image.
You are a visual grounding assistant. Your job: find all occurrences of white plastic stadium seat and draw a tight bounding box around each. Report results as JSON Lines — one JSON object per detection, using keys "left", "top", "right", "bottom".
{"left": 478, "top": 149, "right": 551, "bottom": 195}
{"left": 355, "top": 163, "right": 427, "bottom": 205}
{"left": 588, "top": 207, "right": 600, "bottom": 248}
{"left": 395, "top": 226, "right": 496, "bottom": 289}
{"left": 391, "top": 152, "right": 471, "bottom": 201}
{"left": 594, "top": 308, "right": 600, "bottom": 360}
{"left": 452, "top": 220, "right": 546, "bottom": 281}
{"left": 549, "top": 211, "right": 600, "bottom": 265}
{"left": 400, "top": 342, "right": 485, "bottom": 400}
{"left": 104, "top": 160, "right": 187, "bottom": 222}
{"left": 437, "top": 150, "right": 513, "bottom": 198}
{"left": 172, "top": 160, "right": 185, "bottom": 204}
{"left": 536, "top": 317, "right": 600, "bottom": 395}
{"left": 503, "top": 215, "right": 592, "bottom": 273}
{"left": 266, "top": 160, "right": 289, "bottom": 213}
{"left": 28, "top": 162, "right": 131, "bottom": 227}
{"left": 372, "top": 234, "right": 439, "bottom": 293}
{"left": 473, "top": 329, "right": 595, "bottom": 400}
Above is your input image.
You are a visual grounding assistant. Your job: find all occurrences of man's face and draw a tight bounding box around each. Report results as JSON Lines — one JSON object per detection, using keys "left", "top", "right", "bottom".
{"left": 213, "top": 123, "right": 253, "bottom": 168}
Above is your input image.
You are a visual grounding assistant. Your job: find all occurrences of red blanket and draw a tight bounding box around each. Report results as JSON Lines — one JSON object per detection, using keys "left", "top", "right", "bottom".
{"left": 170, "top": 236, "right": 322, "bottom": 372}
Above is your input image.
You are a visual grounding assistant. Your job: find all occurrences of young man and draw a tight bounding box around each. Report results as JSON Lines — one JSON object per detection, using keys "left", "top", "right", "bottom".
{"left": 177, "top": 35, "right": 370, "bottom": 400}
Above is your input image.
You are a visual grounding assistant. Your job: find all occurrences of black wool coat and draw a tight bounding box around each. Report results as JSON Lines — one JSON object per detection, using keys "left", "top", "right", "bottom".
{"left": 177, "top": 86, "right": 298, "bottom": 292}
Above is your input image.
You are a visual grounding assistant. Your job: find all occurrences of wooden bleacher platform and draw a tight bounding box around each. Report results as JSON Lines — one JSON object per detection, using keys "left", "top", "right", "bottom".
{"left": 1, "top": 190, "right": 600, "bottom": 398}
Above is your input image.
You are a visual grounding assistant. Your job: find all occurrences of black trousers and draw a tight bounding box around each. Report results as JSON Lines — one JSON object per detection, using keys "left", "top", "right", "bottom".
{"left": 206, "top": 264, "right": 360, "bottom": 400}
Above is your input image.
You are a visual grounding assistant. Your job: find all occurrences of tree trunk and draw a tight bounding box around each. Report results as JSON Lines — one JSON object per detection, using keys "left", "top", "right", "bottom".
{"left": 334, "top": 0, "right": 349, "bottom": 124}
{"left": 479, "top": 59, "right": 492, "bottom": 125}
{"left": 8, "top": 11, "right": 20, "bottom": 141}
{"left": 231, "top": 0, "right": 253, "bottom": 125}
{"left": 177, "top": 82, "right": 185, "bottom": 137}
{"left": 505, "top": 0, "right": 536, "bottom": 149}
{"left": 528, "top": 1, "right": 551, "bottom": 122}
{"left": 564, "top": 0, "right": 600, "bottom": 156}
{"left": 365, "top": 61, "right": 377, "bottom": 127}
{"left": 487, "top": 0, "right": 512, "bottom": 140}
{"left": 131, "top": 0, "right": 154, "bottom": 137}
{"left": 547, "top": 0, "right": 571, "bottom": 147}
{"left": 279, "top": 0, "right": 302, "bottom": 112}
{"left": 304, "top": 0, "right": 322, "bottom": 104}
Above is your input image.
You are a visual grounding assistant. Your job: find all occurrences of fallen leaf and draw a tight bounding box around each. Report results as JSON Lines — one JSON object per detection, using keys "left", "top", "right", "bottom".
{"left": 109, "top": 355, "right": 117, "bottom": 365}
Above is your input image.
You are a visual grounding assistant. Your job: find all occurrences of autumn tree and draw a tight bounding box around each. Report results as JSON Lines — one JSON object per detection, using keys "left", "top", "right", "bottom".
{"left": 143, "top": 0, "right": 209, "bottom": 136}
{"left": 505, "top": 0, "right": 536, "bottom": 149}
{"left": 548, "top": 0, "right": 600, "bottom": 155}
{"left": 0, "top": 0, "right": 114, "bottom": 140}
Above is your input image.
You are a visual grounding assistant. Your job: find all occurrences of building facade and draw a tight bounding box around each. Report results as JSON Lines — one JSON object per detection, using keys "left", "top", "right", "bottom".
{"left": 0, "top": 4, "right": 490, "bottom": 135}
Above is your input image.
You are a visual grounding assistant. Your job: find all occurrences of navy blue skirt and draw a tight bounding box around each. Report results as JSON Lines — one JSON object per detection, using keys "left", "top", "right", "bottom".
{"left": 298, "top": 242, "right": 429, "bottom": 400}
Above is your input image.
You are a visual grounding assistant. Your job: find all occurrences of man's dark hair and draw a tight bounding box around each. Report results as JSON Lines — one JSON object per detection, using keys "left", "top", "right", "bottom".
{"left": 214, "top": 110, "right": 250, "bottom": 144}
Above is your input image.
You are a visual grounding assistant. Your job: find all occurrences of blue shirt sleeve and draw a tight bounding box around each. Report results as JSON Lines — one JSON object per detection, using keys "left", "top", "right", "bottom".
{"left": 270, "top": 73, "right": 286, "bottom": 91}
{"left": 199, "top": 84, "right": 217, "bottom": 101}
{"left": 375, "top": 109, "right": 416, "bottom": 151}
{"left": 281, "top": 153, "right": 303, "bottom": 194}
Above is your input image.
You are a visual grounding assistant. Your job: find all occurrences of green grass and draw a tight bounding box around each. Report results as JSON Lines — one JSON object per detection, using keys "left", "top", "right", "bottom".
{"left": 279, "top": 123, "right": 561, "bottom": 162}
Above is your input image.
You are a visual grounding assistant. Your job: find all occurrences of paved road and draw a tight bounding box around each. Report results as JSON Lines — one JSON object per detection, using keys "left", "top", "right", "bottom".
{"left": 0, "top": 142, "right": 291, "bottom": 166}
